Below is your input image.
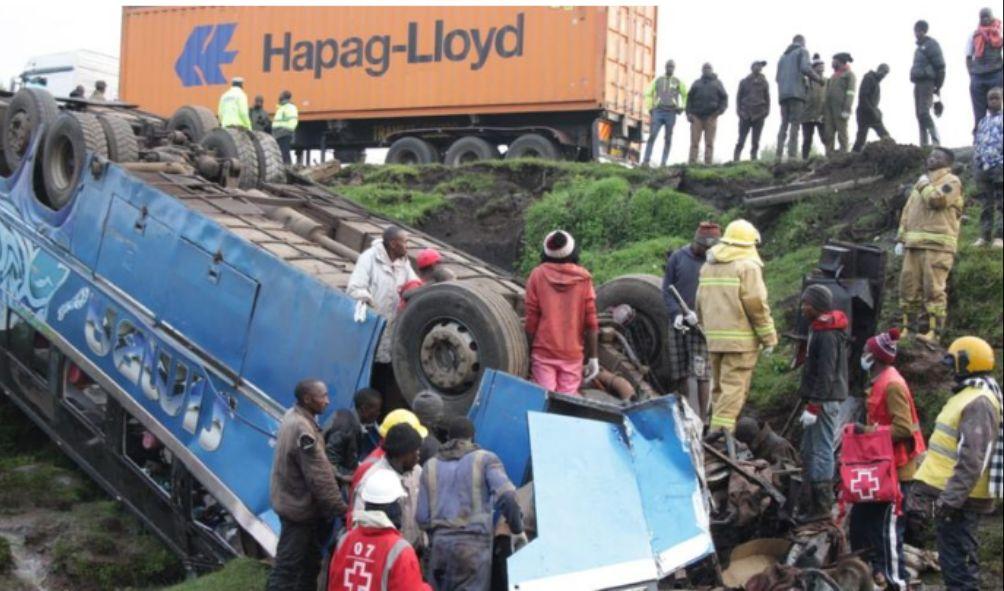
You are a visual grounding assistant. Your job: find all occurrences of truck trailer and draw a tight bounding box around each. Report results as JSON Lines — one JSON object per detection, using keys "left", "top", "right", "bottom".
{"left": 119, "top": 6, "right": 657, "bottom": 163}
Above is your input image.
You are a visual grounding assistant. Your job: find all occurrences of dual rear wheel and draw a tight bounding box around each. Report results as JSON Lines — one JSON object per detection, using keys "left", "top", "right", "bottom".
{"left": 386, "top": 132, "right": 561, "bottom": 166}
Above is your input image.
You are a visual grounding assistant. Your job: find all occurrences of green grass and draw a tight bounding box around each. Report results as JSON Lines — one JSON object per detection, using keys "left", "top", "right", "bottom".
{"left": 336, "top": 184, "right": 447, "bottom": 225}
{"left": 0, "top": 536, "right": 12, "bottom": 575}
{"left": 580, "top": 235, "right": 690, "bottom": 285}
{"left": 684, "top": 161, "right": 774, "bottom": 183}
{"left": 0, "top": 458, "right": 92, "bottom": 511}
{"left": 161, "top": 557, "right": 268, "bottom": 591}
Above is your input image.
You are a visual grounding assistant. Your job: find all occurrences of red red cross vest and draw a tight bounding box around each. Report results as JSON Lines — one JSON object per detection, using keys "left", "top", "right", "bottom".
{"left": 866, "top": 367, "right": 926, "bottom": 471}
{"left": 328, "top": 526, "right": 429, "bottom": 591}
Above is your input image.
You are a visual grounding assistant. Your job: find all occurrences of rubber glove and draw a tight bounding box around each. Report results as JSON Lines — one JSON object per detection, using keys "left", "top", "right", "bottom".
{"left": 684, "top": 310, "right": 699, "bottom": 326}
{"left": 673, "top": 314, "right": 687, "bottom": 331}
{"left": 894, "top": 242, "right": 904, "bottom": 257}
{"left": 761, "top": 346, "right": 774, "bottom": 357}
{"left": 800, "top": 405, "right": 818, "bottom": 427}
{"left": 583, "top": 358, "right": 600, "bottom": 383}
{"left": 353, "top": 299, "right": 368, "bottom": 323}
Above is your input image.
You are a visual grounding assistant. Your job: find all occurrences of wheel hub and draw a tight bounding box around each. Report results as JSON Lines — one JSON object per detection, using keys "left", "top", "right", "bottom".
{"left": 7, "top": 111, "right": 31, "bottom": 156}
{"left": 419, "top": 320, "right": 480, "bottom": 391}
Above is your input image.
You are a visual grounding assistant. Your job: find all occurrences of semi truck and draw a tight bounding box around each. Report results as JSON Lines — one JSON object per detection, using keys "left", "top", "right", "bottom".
{"left": 119, "top": 6, "right": 657, "bottom": 163}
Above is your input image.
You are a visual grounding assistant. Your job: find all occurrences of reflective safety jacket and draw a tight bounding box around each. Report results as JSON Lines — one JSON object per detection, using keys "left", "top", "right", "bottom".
{"left": 645, "top": 75, "right": 687, "bottom": 111}
{"left": 898, "top": 167, "right": 964, "bottom": 253}
{"left": 867, "top": 366, "right": 926, "bottom": 481}
{"left": 328, "top": 510, "right": 431, "bottom": 591}
{"left": 696, "top": 245, "right": 777, "bottom": 353}
{"left": 272, "top": 101, "right": 299, "bottom": 136}
{"left": 218, "top": 86, "right": 251, "bottom": 130}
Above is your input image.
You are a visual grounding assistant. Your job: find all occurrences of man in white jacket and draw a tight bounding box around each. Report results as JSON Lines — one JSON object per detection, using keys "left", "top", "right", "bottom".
{"left": 348, "top": 226, "right": 419, "bottom": 363}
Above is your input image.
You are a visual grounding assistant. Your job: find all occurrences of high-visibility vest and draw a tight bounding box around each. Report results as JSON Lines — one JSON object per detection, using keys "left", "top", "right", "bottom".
{"left": 273, "top": 102, "right": 299, "bottom": 132}
{"left": 867, "top": 366, "right": 926, "bottom": 473}
{"left": 218, "top": 86, "right": 251, "bottom": 129}
{"left": 915, "top": 385, "right": 1000, "bottom": 499}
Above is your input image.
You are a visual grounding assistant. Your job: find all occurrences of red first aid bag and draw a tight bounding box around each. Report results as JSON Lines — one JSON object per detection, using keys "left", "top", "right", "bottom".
{"left": 839, "top": 424, "right": 902, "bottom": 512}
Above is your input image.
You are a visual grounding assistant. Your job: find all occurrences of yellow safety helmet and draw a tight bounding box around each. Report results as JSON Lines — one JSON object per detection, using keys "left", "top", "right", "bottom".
{"left": 945, "top": 336, "right": 995, "bottom": 376}
{"left": 721, "top": 219, "right": 761, "bottom": 247}
{"left": 378, "top": 409, "right": 428, "bottom": 439}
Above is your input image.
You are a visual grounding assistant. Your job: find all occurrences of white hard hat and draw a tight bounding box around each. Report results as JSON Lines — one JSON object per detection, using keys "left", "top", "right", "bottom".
{"left": 361, "top": 470, "right": 406, "bottom": 504}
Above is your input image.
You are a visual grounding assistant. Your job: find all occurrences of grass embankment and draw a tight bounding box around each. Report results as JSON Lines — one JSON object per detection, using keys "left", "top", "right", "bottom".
{"left": 161, "top": 557, "right": 268, "bottom": 591}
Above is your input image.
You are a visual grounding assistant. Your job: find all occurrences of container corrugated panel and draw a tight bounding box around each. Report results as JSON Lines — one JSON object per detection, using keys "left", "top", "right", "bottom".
{"left": 120, "top": 6, "right": 656, "bottom": 122}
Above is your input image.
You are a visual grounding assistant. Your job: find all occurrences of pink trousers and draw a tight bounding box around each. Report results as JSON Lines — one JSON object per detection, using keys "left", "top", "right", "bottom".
{"left": 531, "top": 354, "right": 582, "bottom": 394}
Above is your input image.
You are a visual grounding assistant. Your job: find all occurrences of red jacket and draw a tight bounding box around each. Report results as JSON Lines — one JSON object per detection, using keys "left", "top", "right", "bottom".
{"left": 866, "top": 366, "right": 926, "bottom": 478}
{"left": 524, "top": 263, "right": 599, "bottom": 360}
{"left": 328, "top": 514, "right": 431, "bottom": 591}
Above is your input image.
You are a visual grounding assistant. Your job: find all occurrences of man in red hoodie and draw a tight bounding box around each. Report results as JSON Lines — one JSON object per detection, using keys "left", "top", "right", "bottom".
{"left": 524, "top": 230, "right": 600, "bottom": 394}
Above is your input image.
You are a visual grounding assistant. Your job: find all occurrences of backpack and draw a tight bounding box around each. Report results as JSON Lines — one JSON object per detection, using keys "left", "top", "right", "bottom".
{"left": 838, "top": 424, "right": 902, "bottom": 513}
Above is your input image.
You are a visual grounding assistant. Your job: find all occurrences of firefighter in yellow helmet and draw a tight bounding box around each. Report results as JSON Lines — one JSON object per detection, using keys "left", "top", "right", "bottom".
{"left": 695, "top": 219, "right": 777, "bottom": 431}
{"left": 908, "top": 336, "right": 1002, "bottom": 590}
{"left": 217, "top": 77, "right": 252, "bottom": 130}
{"left": 896, "top": 147, "right": 964, "bottom": 342}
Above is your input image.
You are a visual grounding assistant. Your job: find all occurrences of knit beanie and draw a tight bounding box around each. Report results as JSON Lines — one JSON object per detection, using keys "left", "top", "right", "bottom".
{"left": 866, "top": 328, "right": 901, "bottom": 365}
{"left": 543, "top": 230, "right": 575, "bottom": 259}
{"left": 694, "top": 222, "right": 722, "bottom": 246}
{"left": 411, "top": 390, "right": 444, "bottom": 427}
{"left": 801, "top": 284, "right": 833, "bottom": 312}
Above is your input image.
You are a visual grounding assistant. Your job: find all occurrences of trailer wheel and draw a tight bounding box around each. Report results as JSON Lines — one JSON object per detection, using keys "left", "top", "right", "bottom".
{"left": 506, "top": 133, "right": 560, "bottom": 160}
{"left": 444, "top": 136, "right": 499, "bottom": 166}
{"left": 97, "top": 113, "right": 140, "bottom": 163}
{"left": 386, "top": 137, "right": 439, "bottom": 165}
{"left": 392, "top": 281, "right": 528, "bottom": 416}
{"left": 2, "top": 88, "right": 59, "bottom": 172}
{"left": 167, "top": 105, "right": 219, "bottom": 143}
{"left": 595, "top": 275, "right": 673, "bottom": 392}
{"left": 200, "top": 128, "right": 260, "bottom": 189}
{"left": 41, "top": 112, "right": 109, "bottom": 210}
{"left": 251, "top": 130, "right": 285, "bottom": 186}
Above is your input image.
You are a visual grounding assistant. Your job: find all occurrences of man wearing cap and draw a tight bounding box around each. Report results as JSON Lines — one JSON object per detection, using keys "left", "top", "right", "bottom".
{"left": 911, "top": 20, "right": 946, "bottom": 147}
{"left": 415, "top": 248, "right": 455, "bottom": 284}
{"left": 324, "top": 388, "right": 383, "bottom": 484}
{"left": 686, "top": 63, "right": 729, "bottom": 165}
{"left": 776, "top": 35, "right": 825, "bottom": 161}
{"left": 896, "top": 147, "right": 964, "bottom": 342}
{"left": 823, "top": 53, "right": 857, "bottom": 155}
{"left": 696, "top": 219, "right": 777, "bottom": 432}
{"left": 852, "top": 64, "right": 893, "bottom": 152}
{"left": 796, "top": 285, "right": 849, "bottom": 521}
{"left": 735, "top": 60, "right": 771, "bottom": 162}
{"left": 662, "top": 222, "right": 721, "bottom": 421}
{"left": 849, "top": 328, "right": 924, "bottom": 591}
{"left": 328, "top": 470, "right": 432, "bottom": 591}
{"left": 218, "top": 77, "right": 252, "bottom": 130}
{"left": 801, "top": 55, "right": 828, "bottom": 159}
{"left": 524, "top": 230, "right": 600, "bottom": 395}
{"left": 643, "top": 59, "right": 687, "bottom": 167}
{"left": 272, "top": 90, "right": 298, "bottom": 164}
{"left": 250, "top": 94, "right": 271, "bottom": 133}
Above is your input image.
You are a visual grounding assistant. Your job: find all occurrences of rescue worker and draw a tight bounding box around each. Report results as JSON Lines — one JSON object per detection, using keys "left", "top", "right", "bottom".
{"left": 896, "top": 147, "right": 964, "bottom": 342}
{"left": 350, "top": 409, "right": 428, "bottom": 492}
{"left": 266, "top": 379, "right": 348, "bottom": 591}
{"left": 776, "top": 35, "right": 824, "bottom": 161}
{"left": 823, "top": 53, "right": 856, "bottom": 155}
{"left": 328, "top": 470, "right": 432, "bottom": 591}
{"left": 972, "top": 86, "right": 1003, "bottom": 248}
{"left": 412, "top": 390, "right": 445, "bottom": 464}
{"left": 852, "top": 64, "right": 892, "bottom": 152}
{"left": 801, "top": 55, "right": 827, "bottom": 159}
{"left": 734, "top": 60, "right": 771, "bottom": 161}
{"left": 686, "top": 63, "right": 729, "bottom": 165}
{"left": 909, "top": 336, "right": 1002, "bottom": 591}
{"left": 324, "top": 388, "right": 383, "bottom": 483}
{"left": 849, "top": 328, "right": 925, "bottom": 591}
{"left": 417, "top": 417, "right": 525, "bottom": 591}
{"left": 524, "top": 230, "right": 600, "bottom": 395}
{"left": 643, "top": 59, "right": 687, "bottom": 167}
{"left": 696, "top": 219, "right": 777, "bottom": 432}
{"left": 250, "top": 94, "right": 271, "bottom": 133}
{"left": 965, "top": 8, "right": 1003, "bottom": 130}
{"left": 272, "top": 90, "right": 298, "bottom": 165}
{"left": 89, "top": 80, "right": 107, "bottom": 101}
{"left": 415, "top": 248, "right": 456, "bottom": 283}
{"left": 911, "top": 20, "right": 946, "bottom": 147}
{"left": 348, "top": 226, "right": 419, "bottom": 365}
{"left": 218, "top": 77, "right": 252, "bottom": 130}
{"left": 796, "top": 285, "right": 848, "bottom": 521}
{"left": 661, "top": 222, "right": 721, "bottom": 422}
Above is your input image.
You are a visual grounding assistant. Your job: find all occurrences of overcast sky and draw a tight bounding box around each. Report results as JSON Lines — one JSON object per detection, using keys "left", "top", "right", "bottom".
{"left": 2, "top": 1, "right": 994, "bottom": 163}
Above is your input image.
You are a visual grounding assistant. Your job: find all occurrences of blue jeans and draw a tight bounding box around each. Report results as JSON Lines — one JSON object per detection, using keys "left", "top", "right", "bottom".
{"left": 936, "top": 509, "right": 981, "bottom": 590}
{"left": 800, "top": 401, "right": 840, "bottom": 482}
{"left": 970, "top": 69, "right": 1004, "bottom": 130}
{"left": 643, "top": 109, "right": 676, "bottom": 166}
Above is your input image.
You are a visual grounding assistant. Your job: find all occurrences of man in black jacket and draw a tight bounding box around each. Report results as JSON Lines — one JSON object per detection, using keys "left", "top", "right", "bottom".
{"left": 324, "top": 387, "right": 383, "bottom": 483}
{"left": 912, "top": 20, "right": 946, "bottom": 147}
{"left": 735, "top": 60, "right": 771, "bottom": 161}
{"left": 852, "top": 64, "right": 892, "bottom": 152}
{"left": 796, "top": 285, "right": 849, "bottom": 521}
{"left": 686, "top": 63, "right": 729, "bottom": 165}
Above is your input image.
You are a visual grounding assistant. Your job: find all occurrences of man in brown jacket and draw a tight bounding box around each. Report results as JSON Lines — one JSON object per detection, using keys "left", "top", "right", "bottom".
{"left": 896, "top": 147, "right": 964, "bottom": 342}
{"left": 801, "top": 55, "right": 827, "bottom": 159}
{"left": 823, "top": 53, "right": 857, "bottom": 155}
{"left": 267, "top": 379, "right": 349, "bottom": 591}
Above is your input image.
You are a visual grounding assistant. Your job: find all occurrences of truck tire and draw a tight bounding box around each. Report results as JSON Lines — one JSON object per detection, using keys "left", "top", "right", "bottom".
{"left": 251, "top": 130, "right": 285, "bottom": 185}
{"left": 97, "top": 113, "right": 140, "bottom": 163}
{"left": 2, "top": 88, "right": 59, "bottom": 172}
{"left": 167, "top": 105, "right": 219, "bottom": 143}
{"left": 386, "top": 137, "right": 439, "bottom": 165}
{"left": 444, "top": 136, "right": 499, "bottom": 166}
{"left": 41, "top": 112, "right": 109, "bottom": 210}
{"left": 595, "top": 275, "right": 672, "bottom": 392}
{"left": 506, "top": 133, "right": 560, "bottom": 160}
{"left": 200, "top": 128, "right": 260, "bottom": 189}
{"left": 392, "top": 281, "right": 528, "bottom": 416}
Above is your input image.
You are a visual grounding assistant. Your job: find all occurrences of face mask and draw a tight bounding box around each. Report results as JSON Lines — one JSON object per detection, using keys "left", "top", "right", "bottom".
{"left": 860, "top": 353, "right": 875, "bottom": 372}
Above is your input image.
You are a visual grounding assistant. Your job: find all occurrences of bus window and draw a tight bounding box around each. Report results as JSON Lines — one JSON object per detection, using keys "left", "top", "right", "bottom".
{"left": 122, "top": 416, "right": 173, "bottom": 496}
{"left": 4, "top": 312, "right": 55, "bottom": 417}
{"left": 190, "top": 480, "right": 241, "bottom": 553}
{"left": 62, "top": 362, "right": 108, "bottom": 431}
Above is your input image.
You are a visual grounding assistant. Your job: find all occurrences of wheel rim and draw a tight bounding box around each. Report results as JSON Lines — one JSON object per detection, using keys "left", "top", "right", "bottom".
{"left": 418, "top": 319, "right": 481, "bottom": 394}
{"left": 7, "top": 111, "right": 32, "bottom": 157}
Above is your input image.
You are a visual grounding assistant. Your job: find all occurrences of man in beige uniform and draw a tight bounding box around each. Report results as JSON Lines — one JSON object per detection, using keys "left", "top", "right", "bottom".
{"left": 896, "top": 147, "right": 964, "bottom": 342}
